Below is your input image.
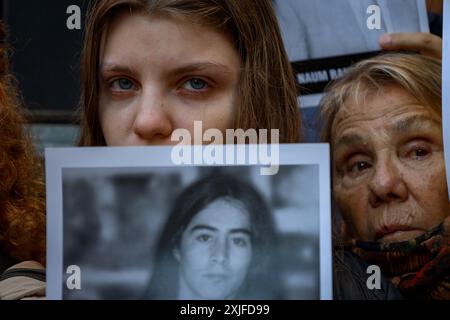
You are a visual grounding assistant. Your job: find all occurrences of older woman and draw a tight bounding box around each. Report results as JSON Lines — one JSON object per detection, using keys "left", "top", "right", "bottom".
{"left": 321, "top": 53, "right": 449, "bottom": 299}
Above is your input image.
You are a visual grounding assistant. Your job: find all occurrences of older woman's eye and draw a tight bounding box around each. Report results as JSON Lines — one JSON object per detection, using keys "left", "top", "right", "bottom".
{"left": 351, "top": 161, "right": 371, "bottom": 173}
{"left": 411, "top": 147, "right": 430, "bottom": 160}
{"left": 401, "top": 141, "right": 432, "bottom": 161}
{"left": 111, "top": 78, "right": 136, "bottom": 91}
{"left": 182, "top": 78, "right": 208, "bottom": 91}
{"left": 346, "top": 156, "right": 372, "bottom": 177}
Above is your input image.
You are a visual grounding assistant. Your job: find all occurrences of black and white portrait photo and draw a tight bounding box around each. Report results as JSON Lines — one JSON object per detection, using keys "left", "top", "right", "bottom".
{"left": 45, "top": 145, "right": 332, "bottom": 299}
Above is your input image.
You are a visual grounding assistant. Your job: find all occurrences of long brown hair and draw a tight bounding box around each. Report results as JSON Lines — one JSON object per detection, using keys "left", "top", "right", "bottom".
{"left": 0, "top": 23, "right": 46, "bottom": 265}
{"left": 78, "top": 0, "right": 301, "bottom": 146}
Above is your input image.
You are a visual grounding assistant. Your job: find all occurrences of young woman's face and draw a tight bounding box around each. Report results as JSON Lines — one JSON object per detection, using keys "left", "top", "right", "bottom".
{"left": 98, "top": 12, "right": 240, "bottom": 145}
{"left": 174, "top": 198, "right": 252, "bottom": 300}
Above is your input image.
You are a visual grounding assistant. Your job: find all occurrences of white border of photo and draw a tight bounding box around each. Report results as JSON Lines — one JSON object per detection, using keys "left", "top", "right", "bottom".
{"left": 45, "top": 144, "right": 332, "bottom": 300}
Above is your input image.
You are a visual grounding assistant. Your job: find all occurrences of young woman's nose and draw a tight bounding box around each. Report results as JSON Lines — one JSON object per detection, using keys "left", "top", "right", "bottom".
{"left": 132, "top": 90, "right": 173, "bottom": 142}
{"left": 368, "top": 156, "right": 408, "bottom": 207}
{"left": 210, "top": 238, "right": 229, "bottom": 265}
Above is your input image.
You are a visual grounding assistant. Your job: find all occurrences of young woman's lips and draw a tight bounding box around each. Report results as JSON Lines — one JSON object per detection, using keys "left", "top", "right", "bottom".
{"left": 203, "top": 273, "right": 229, "bottom": 282}
{"left": 375, "top": 225, "right": 423, "bottom": 243}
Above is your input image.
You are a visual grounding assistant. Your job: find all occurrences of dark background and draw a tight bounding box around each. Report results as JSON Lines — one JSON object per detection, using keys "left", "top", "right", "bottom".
{"left": 2, "top": 0, "right": 89, "bottom": 123}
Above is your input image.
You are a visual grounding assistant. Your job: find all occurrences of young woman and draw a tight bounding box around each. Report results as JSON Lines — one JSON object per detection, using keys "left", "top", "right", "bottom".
{"left": 78, "top": 0, "right": 301, "bottom": 146}
{"left": 146, "top": 174, "right": 279, "bottom": 299}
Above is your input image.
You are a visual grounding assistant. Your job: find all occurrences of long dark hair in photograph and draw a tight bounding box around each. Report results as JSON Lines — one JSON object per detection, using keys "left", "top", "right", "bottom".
{"left": 146, "top": 173, "right": 279, "bottom": 299}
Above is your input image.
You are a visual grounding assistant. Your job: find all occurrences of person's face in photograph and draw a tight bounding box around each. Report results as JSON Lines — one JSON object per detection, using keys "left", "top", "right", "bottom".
{"left": 173, "top": 198, "right": 252, "bottom": 299}
{"left": 98, "top": 12, "right": 240, "bottom": 146}
{"left": 332, "top": 85, "right": 450, "bottom": 244}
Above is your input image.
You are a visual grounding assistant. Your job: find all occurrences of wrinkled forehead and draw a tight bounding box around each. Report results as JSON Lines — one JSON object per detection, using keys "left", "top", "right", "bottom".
{"left": 331, "top": 85, "right": 441, "bottom": 143}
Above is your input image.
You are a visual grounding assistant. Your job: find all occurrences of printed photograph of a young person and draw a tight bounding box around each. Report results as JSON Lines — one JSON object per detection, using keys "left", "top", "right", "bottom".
{"left": 146, "top": 174, "right": 280, "bottom": 300}
{"left": 59, "top": 165, "right": 325, "bottom": 300}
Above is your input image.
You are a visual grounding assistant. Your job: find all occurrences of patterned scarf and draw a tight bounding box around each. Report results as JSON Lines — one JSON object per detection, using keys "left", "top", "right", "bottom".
{"left": 349, "top": 217, "right": 450, "bottom": 300}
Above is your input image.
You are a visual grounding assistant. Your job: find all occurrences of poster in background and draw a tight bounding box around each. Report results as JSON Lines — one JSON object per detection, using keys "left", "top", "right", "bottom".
{"left": 274, "top": 0, "right": 429, "bottom": 141}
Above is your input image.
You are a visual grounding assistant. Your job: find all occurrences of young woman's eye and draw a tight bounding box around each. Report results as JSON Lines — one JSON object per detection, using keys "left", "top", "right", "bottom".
{"left": 196, "top": 234, "right": 212, "bottom": 243}
{"left": 110, "top": 78, "right": 136, "bottom": 91}
{"left": 232, "top": 237, "right": 249, "bottom": 248}
{"left": 182, "top": 78, "right": 208, "bottom": 91}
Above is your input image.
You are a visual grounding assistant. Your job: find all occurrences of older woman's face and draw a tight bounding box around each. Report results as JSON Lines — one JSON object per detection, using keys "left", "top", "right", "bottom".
{"left": 332, "top": 86, "right": 450, "bottom": 243}
{"left": 98, "top": 12, "right": 240, "bottom": 146}
{"left": 174, "top": 198, "right": 252, "bottom": 300}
